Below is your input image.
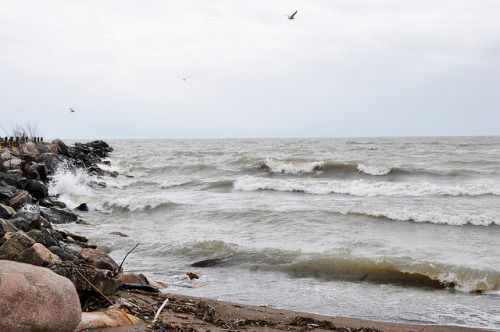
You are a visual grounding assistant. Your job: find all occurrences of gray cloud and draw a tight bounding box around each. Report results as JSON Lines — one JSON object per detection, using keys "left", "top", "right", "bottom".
{"left": 1, "top": 0, "right": 499, "bottom": 138}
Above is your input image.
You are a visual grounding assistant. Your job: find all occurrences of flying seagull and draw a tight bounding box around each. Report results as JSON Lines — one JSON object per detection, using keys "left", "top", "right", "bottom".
{"left": 69, "top": 108, "right": 75, "bottom": 113}
{"left": 178, "top": 76, "right": 191, "bottom": 81}
{"left": 287, "top": 10, "right": 297, "bottom": 20}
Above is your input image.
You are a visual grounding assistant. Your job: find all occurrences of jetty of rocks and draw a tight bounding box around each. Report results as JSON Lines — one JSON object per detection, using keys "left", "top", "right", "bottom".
{"left": 0, "top": 139, "right": 157, "bottom": 331}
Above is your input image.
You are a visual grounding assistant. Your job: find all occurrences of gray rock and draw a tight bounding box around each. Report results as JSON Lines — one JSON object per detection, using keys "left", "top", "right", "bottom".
{"left": 61, "top": 242, "right": 83, "bottom": 255}
{"left": 48, "top": 260, "right": 118, "bottom": 295}
{"left": 18, "top": 242, "right": 61, "bottom": 266}
{"left": 9, "top": 211, "right": 42, "bottom": 232}
{"left": 49, "top": 246, "right": 77, "bottom": 261}
{"left": 0, "top": 218, "right": 19, "bottom": 238}
{"left": 78, "top": 247, "right": 120, "bottom": 272}
{"left": 26, "top": 228, "right": 59, "bottom": 247}
{"left": 35, "top": 163, "right": 48, "bottom": 181}
{"left": 8, "top": 190, "right": 32, "bottom": 210}
{"left": 40, "top": 206, "right": 78, "bottom": 224}
{"left": 35, "top": 143, "right": 50, "bottom": 154}
{"left": 0, "top": 203, "right": 15, "bottom": 219}
{"left": 0, "top": 180, "right": 18, "bottom": 203}
{"left": 27, "top": 179, "right": 48, "bottom": 199}
{"left": 37, "top": 153, "right": 71, "bottom": 175}
{"left": 0, "top": 260, "right": 81, "bottom": 332}
{"left": 0, "top": 230, "right": 36, "bottom": 259}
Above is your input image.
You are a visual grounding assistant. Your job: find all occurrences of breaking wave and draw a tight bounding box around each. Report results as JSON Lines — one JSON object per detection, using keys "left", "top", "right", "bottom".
{"left": 177, "top": 242, "right": 500, "bottom": 292}
{"left": 47, "top": 162, "right": 93, "bottom": 209}
{"left": 93, "top": 194, "right": 181, "bottom": 212}
{"left": 233, "top": 176, "right": 500, "bottom": 197}
{"left": 261, "top": 157, "right": 325, "bottom": 174}
{"left": 357, "top": 163, "right": 392, "bottom": 176}
{"left": 259, "top": 158, "right": 490, "bottom": 178}
{"left": 340, "top": 209, "right": 500, "bottom": 226}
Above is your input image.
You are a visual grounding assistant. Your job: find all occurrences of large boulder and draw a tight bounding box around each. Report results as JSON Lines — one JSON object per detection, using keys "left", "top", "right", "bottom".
{"left": 49, "top": 260, "right": 118, "bottom": 295}
{"left": 0, "top": 218, "right": 18, "bottom": 239}
{"left": 34, "top": 162, "right": 49, "bottom": 181}
{"left": 0, "top": 180, "right": 18, "bottom": 204}
{"left": 2, "top": 157, "right": 22, "bottom": 170}
{"left": 40, "top": 206, "right": 78, "bottom": 224}
{"left": 0, "top": 260, "right": 82, "bottom": 332}
{"left": 20, "top": 142, "right": 41, "bottom": 161}
{"left": 0, "top": 173, "right": 29, "bottom": 192}
{"left": 51, "top": 138, "right": 71, "bottom": 157}
{"left": 8, "top": 190, "right": 32, "bottom": 210}
{"left": 18, "top": 243, "right": 61, "bottom": 266}
{"left": 27, "top": 179, "right": 49, "bottom": 199}
{"left": 0, "top": 203, "right": 15, "bottom": 219}
{"left": 9, "top": 211, "right": 42, "bottom": 232}
{"left": 26, "top": 228, "right": 60, "bottom": 248}
{"left": 0, "top": 218, "right": 19, "bottom": 238}
{"left": 78, "top": 247, "right": 120, "bottom": 272}
{"left": 49, "top": 245, "right": 77, "bottom": 261}
{"left": 0, "top": 231, "right": 36, "bottom": 259}
{"left": 37, "top": 153, "right": 71, "bottom": 175}
{"left": 35, "top": 143, "right": 51, "bottom": 155}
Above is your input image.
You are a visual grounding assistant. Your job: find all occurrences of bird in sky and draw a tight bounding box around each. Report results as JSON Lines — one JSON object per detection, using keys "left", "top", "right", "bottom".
{"left": 287, "top": 10, "right": 297, "bottom": 20}
{"left": 178, "top": 76, "right": 191, "bottom": 81}
{"left": 69, "top": 108, "right": 75, "bottom": 113}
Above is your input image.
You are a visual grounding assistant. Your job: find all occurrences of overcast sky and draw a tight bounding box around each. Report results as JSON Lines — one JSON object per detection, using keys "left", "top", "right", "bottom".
{"left": 1, "top": 0, "right": 499, "bottom": 139}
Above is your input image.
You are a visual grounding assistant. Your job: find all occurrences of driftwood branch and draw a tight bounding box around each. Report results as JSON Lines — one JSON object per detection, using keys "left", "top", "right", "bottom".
{"left": 152, "top": 298, "right": 169, "bottom": 324}
{"left": 75, "top": 269, "right": 135, "bottom": 324}
{"left": 114, "top": 243, "right": 140, "bottom": 276}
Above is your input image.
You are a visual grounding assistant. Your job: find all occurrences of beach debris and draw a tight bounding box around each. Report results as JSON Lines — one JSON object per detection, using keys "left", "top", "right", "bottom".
{"left": 76, "top": 308, "right": 140, "bottom": 331}
{"left": 149, "top": 280, "right": 168, "bottom": 289}
{"left": 190, "top": 254, "right": 234, "bottom": 267}
{"left": 152, "top": 298, "right": 169, "bottom": 324}
{"left": 108, "top": 297, "right": 141, "bottom": 310}
{"left": 118, "top": 283, "right": 161, "bottom": 293}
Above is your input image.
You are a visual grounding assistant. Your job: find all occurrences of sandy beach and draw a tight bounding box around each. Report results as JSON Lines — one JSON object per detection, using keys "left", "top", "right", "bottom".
{"left": 90, "top": 290, "right": 487, "bottom": 332}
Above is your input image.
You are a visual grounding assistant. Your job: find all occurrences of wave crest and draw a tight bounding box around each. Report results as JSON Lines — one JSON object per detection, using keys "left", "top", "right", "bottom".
{"left": 233, "top": 176, "right": 500, "bottom": 197}
{"left": 262, "top": 157, "right": 324, "bottom": 174}
{"left": 357, "top": 163, "right": 392, "bottom": 176}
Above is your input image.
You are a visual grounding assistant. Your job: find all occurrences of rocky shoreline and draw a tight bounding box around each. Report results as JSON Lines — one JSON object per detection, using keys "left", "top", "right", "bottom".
{"left": 0, "top": 139, "right": 487, "bottom": 332}
{"left": 0, "top": 138, "right": 154, "bottom": 331}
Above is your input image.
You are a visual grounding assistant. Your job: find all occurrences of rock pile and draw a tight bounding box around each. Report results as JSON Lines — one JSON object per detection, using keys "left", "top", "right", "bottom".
{"left": 0, "top": 139, "right": 153, "bottom": 330}
{"left": 0, "top": 139, "right": 119, "bottom": 291}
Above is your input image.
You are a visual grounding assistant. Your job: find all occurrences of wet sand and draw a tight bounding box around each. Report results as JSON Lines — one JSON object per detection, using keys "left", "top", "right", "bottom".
{"left": 90, "top": 290, "right": 487, "bottom": 332}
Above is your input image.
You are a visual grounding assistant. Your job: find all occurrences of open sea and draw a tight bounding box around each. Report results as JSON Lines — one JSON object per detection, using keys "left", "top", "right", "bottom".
{"left": 54, "top": 136, "right": 500, "bottom": 330}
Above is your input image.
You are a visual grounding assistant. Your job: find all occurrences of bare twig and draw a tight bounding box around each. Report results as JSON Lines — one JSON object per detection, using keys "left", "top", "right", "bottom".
{"left": 75, "top": 269, "right": 135, "bottom": 324}
{"left": 114, "top": 243, "right": 140, "bottom": 276}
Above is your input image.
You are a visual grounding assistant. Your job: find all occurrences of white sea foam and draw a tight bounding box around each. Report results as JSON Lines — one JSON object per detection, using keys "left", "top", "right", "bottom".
{"left": 362, "top": 209, "right": 500, "bottom": 226}
{"left": 233, "top": 176, "right": 500, "bottom": 197}
{"left": 264, "top": 157, "right": 324, "bottom": 174}
{"left": 48, "top": 164, "right": 93, "bottom": 198}
{"left": 357, "top": 163, "right": 392, "bottom": 176}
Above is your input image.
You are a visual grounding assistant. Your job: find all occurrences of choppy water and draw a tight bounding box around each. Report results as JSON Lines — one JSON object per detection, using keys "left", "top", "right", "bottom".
{"left": 54, "top": 136, "right": 500, "bottom": 330}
